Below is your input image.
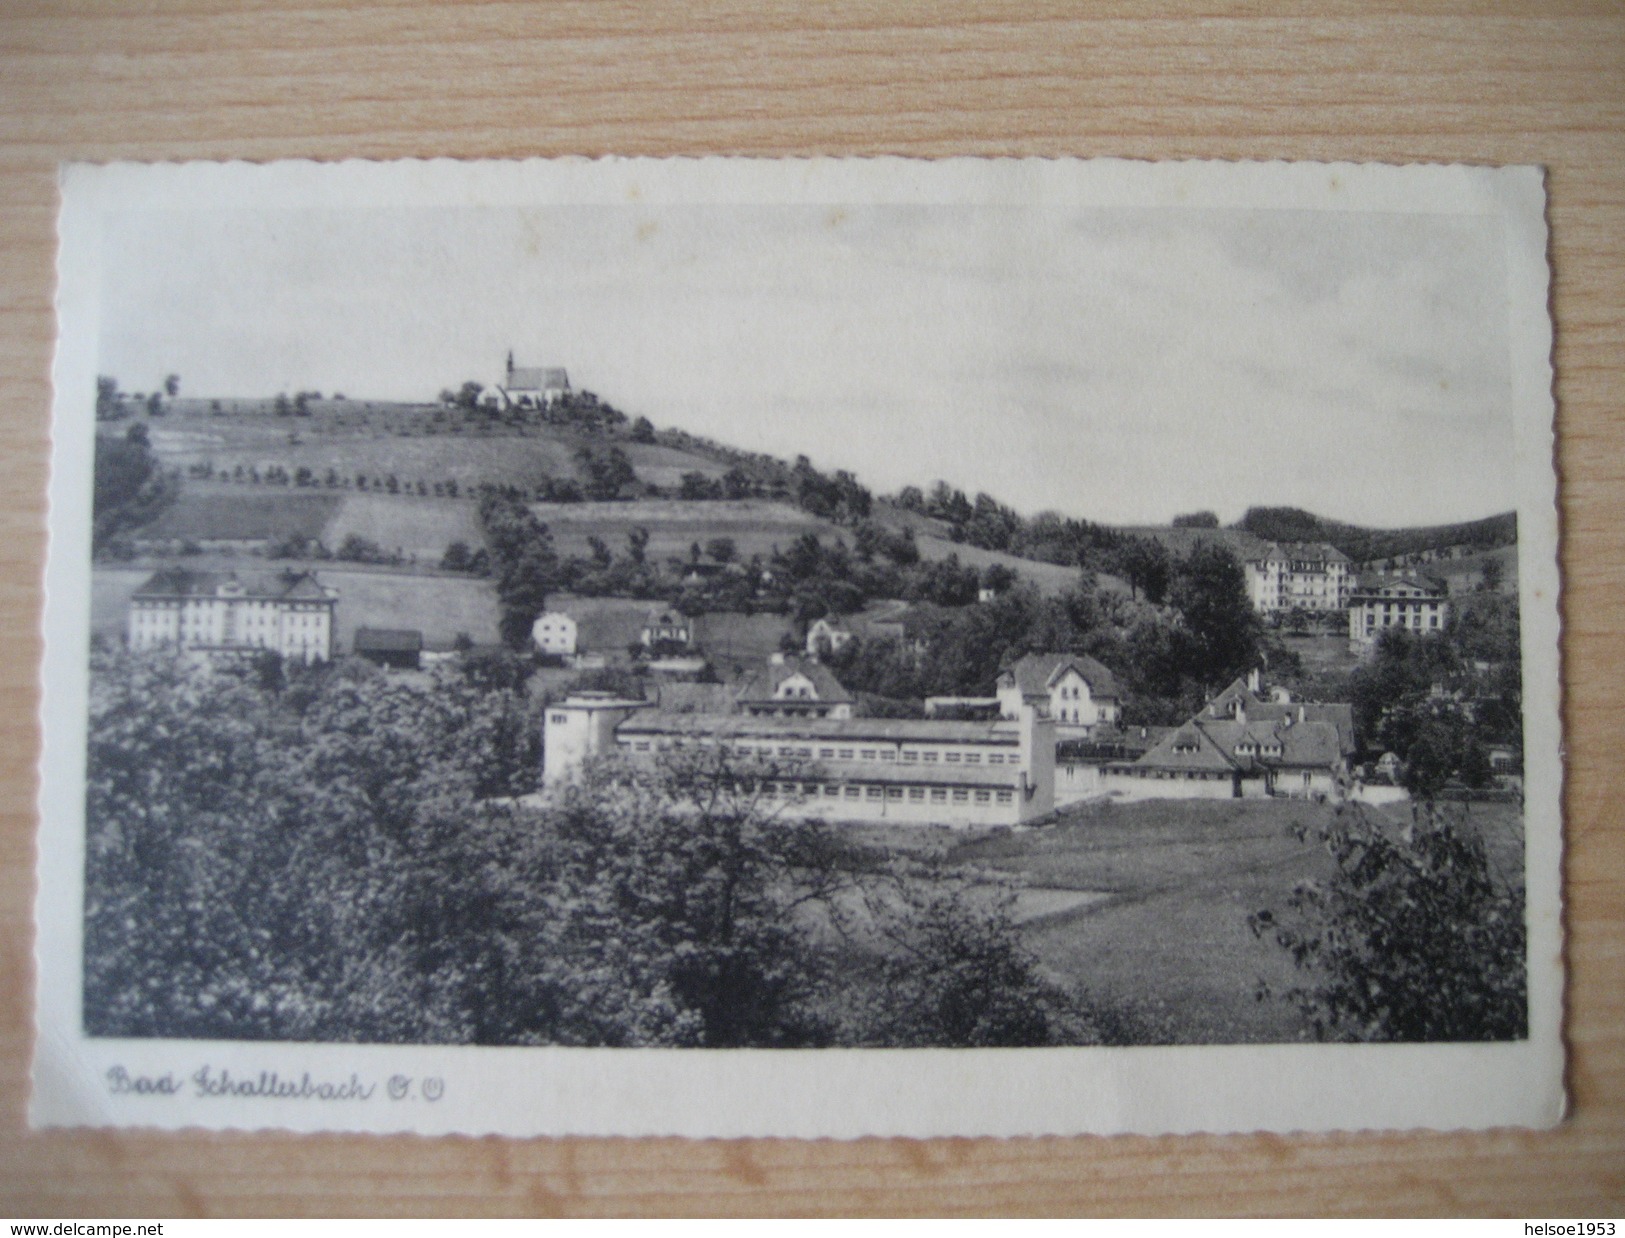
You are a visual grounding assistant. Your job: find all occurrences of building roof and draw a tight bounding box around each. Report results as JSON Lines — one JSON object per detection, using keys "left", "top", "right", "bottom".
{"left": 131, "top": 568, "right": 333, "bottom": 603}
{"left": 615, "top": 710, "right": 1022, "bottom": 746}
{"left": 506, "top": 365, "right": 570, "bottom": 392}
{"left": 1349, "top": 574, "right": 1448, "bottom": 599}
{"left": 734, "top": 657, "right": 854, "bottom": 705}
{"left": 353, "top": 627, "right": 423, "bottom": 653}
{"left": 1135, "top": 715, "right": 1342, "bottom": 774}
{"left": 1251, "top": 541, "right": 1352, "bottom": 566}
{"left": 645, "top": 608, "right": 690, "bottom": 629}
{"left": 655, "top": 683, "right": 739, "bottom": 714}
{"left": 999, "top": 652, "right": 1121, "bottom": 701}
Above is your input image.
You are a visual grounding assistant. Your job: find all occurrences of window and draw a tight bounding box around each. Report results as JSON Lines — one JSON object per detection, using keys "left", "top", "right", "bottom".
{"left": 860, "top": 749, "right": 876, "bottom": 761}
{"left": 838, "top": 748, "right": 854, "bottom": 760}
{"left": 879, "top": 750, "right": 895, "bottom": 762}
{"left": 996, "top": 790, "right": 1013, "bottom": 805}
{"left": 823, "top": 784, "right": 839, "bottom": 797}
{"left": 987, "top": 753, "right": 1004, "bottom": 765}
{"left": 922, "top": 751, "right": 938, "bottom": 763}
{"left": 779, "top": 746, "right": 795, "bottom": 757}
{"left": 964, "top": 753, "right": 981, "bottom": 764}
{"left": 974, "top": 790, "right": 991, "bottom": 804}
{"left": 902, "top": 750, "right": 918, "bottom": 763}
{"left": 866, "top": 786, "right": 883, "bottom": 800}
{"left": 819, "top": 748, "right": 835, "bottom": 759}
{"left": 945, "top": 752, "right": 962, "bottom": 763}
{"left": 930, "top": 788, "right": 947, "bottom": 803}
{"left": 798, "top": 747, "right": 813, "bottom": 758}
{"left": 845, "top": 786, "right": 860, "bottom": 799}
{"left": 549, "top": 713, "right": 568, "bottom": 724}
{"left": 952, "top": 789, "right": 969, "bottom": 803}
{"left": 886, "top": 787, "right": 903, "bottom": 800}
{"left": 908, "top": 788, "right": 925, "bottom": 801}
{"left": 633, "top": 741, "right": 651, "bottom": 753}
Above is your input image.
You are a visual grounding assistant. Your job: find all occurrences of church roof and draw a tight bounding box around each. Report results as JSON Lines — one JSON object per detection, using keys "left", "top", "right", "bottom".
{"left": 506, "top": 365, "right": 570, "bottom": 392}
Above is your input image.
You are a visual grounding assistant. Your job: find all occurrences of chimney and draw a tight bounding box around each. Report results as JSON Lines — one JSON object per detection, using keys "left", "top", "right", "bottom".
{"left": 1247, "top": 667, "right": 1261, "bottom": 693}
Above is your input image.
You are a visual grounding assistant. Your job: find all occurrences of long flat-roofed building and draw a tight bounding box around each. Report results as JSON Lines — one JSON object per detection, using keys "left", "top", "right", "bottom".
{"left": 542, "top": 694, "right": 1056, "bottom": 827}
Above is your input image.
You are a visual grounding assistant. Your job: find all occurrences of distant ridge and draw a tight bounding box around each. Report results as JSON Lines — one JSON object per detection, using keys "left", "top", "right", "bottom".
{"left": 1230, "top": 506, "right": 1517, "bottom": 564}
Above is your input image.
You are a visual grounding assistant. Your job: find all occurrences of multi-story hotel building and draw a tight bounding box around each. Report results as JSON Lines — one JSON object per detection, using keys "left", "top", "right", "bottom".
{"left": 1242, "top": 542, "right": 1353, "bottom": 614}
{"left": 127, "top": 569, "right": 337, "bottom": 663}
{"left": 1347, "top": 575, "right": 1451, "bottom": 651}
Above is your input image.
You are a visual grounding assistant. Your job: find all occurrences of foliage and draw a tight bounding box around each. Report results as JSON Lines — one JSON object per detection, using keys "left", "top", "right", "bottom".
{"left": 1234, "top": 505, "right": 1517, "bottom": 564}
{"left": 92, "top": 423, "right": 178, "bottom": 552}
{"left": 1249, "top": 802, "right": 1526, "bottom": 1042}
{"left": 84, "top": 652, "right": 1106, "bottom": 1047}
{"left": 476, "top": 488, "right": 559, "bottom": 647}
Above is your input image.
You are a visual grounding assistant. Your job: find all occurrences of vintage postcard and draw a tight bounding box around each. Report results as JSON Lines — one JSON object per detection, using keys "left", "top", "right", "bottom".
{"left": 34, "top": 157, "right": 1562, "bottom": 1136}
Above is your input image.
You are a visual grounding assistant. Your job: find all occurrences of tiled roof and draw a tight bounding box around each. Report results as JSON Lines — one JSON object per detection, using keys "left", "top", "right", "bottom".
{"left": 1000, "top": 652, "right": 1121, "bottom": 700}
{"left": 506, "top": 366, "right": 569, "bottom": 391}
{"left": 353, "top": 627, "right": 423, "bottom": 653}
{"left": 615, "top": 711, "right": 1021, "bottom": 746}
{"left": 1253, "top": 541, "right": 1352, "bottom": 565}
{"left": 734, "top": 657, "right": 854, "bottom": 704}
{"left": 132, "top": 569, "right": 333, "bottom": 603}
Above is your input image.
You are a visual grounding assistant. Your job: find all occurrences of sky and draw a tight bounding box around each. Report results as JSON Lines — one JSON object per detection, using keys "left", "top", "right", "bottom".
{"left": 96, "top": 200, "right": 1516, "bottom": 528}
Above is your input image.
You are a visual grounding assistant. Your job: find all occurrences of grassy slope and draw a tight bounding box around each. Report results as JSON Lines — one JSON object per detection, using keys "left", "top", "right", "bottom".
{"left": 918, "top": 796, "right": 1524, "bottom": 1043}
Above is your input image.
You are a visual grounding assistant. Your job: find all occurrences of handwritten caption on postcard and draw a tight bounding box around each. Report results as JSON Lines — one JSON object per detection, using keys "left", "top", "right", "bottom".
{"left": 106, "top": 1065, "right": 444, "bottom": 1103}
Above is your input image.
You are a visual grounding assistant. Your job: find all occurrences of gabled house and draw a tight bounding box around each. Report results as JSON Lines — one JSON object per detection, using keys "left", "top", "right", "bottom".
{"left": 1243, "top": 541, "right": 1353, "bottom": 614}
{"left": 995, "top": 653, "right": 1123, "bottom": 735}
{"left": 805, "top": 615, "right": 855, "bottom": 658}
{"left": 641, "top": 608, "right": 693, "bottom": 650}
{"left": 734, "top": 656, "right": 855, "bottom": 720}
{"left": 1107, "top": 669, "right": 1349, "bottom": 800}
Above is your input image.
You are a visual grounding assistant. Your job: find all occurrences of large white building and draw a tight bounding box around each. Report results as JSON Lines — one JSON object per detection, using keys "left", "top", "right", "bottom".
{"left": 542, "top": 691, "right": 1056, "bottom": 827}
{"left": 1347, "top": 575, "right": 1451, "bottom": 651}
{"left": 127, "top": 569, "right": 336, "bottom": 663}
{"left": 1242, "top": 542, "right": 1353, "bottom": 614}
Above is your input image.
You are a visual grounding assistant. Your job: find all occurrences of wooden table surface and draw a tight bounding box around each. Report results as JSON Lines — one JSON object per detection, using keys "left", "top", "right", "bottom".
{"left": 1, "top": 1, "right": 1622, "bottom": 1217}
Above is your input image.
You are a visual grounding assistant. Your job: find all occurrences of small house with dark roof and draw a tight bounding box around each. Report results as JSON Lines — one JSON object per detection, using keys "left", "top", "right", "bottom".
{"left": 127, "top": 569, "right": 336, "bottom": 664}
{"left": 995, "top": 652, "right": 1123, "bottom": 735}
{"left": 734, "top": 656, "right": 854, "bottom": 720}
{"left": 353, "top": 627, "right": 423, "bottom": 669}
{"left": 641, "top": 608, "right": 693, "bottom": 651}
{"left": 805, "top": 615, "right": 854, "bottom": 658}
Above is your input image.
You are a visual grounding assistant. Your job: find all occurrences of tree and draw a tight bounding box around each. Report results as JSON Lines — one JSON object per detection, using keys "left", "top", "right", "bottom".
{"left": 163, "top": 373, "right": 180, "bottom": 399}
{"left": 95, "top": 375, "right": 120, "bottom": 419}
{"left": 1250, "top": 802, "right": 1526, "bottom": 1041}
{"left": 705, "top": 537, "right": 737, "bottom": 565}
{"left": 1169, "top": 542, "right": 1262, "bottom": 688}
{"left": 92, "top": 423, "right": 177, "bottom": 553}
{"left": 629, "top": 416, "right": 656, "bottom": 443}
{"left": 1171, "top": 510, "right": 1220, "bottom": 529}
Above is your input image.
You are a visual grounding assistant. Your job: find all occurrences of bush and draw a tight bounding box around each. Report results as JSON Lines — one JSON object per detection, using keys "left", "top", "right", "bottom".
{"left": 1250, "top": 802, "right": 1526, "bottom": 1041}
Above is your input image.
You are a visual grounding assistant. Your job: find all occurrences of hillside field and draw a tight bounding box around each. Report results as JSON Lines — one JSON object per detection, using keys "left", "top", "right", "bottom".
{"left": 924, "top": 796, "right": 1525, "bottom": 1043}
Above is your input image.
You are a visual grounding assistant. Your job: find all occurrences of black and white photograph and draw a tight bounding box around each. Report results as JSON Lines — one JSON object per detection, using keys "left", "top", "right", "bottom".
{"left": 35, "top": 157, "right": 1563, "bottom": 1137}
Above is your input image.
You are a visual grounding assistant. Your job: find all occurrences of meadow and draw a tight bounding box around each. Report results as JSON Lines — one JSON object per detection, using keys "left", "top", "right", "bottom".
{"left": 863, "top": 795, "right": 1526, "bottom": 1043}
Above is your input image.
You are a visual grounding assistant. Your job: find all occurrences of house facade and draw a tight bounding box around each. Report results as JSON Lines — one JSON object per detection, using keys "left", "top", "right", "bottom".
{"left": 1347, "top": 575, "right": 1451, "bottom": 651}
{"left": 995, "top": 653, "right": 1122, "bottom": 736}
{"left": 127, "top": 569, "right": 336, "bottom": 663}
{"left": 531, "top": 611, "right": 579, "bottom": 657}
{"left": 542, "top": 693, "right": 1056, "bottom": 827}
{"left": 1102, "top": 672, "right": 1350, "bottom": 800}
{"left": 1242, "top": 542, "right": 1353, "bottom": 614}
{"left": 805, "top": 616, "right": 854, "bottom": 658}
{"left": 734, "top": 656, "right": 854, "bottom": 720}
{"left": 641, "top": 608, "right": 693, "bottom": 650}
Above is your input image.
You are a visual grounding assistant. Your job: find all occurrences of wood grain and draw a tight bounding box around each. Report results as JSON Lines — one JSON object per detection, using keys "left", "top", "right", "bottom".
{"left": 1, "top": 0, "right": 1621, "bottom": 1216}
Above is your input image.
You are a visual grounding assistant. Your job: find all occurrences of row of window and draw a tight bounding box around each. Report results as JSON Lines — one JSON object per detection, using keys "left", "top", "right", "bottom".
{"left": 685, "top": 740, "right": 1016, "bottom": 766}
{"left": 759, "top": 780, "right": 1012, "bottom": 807}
